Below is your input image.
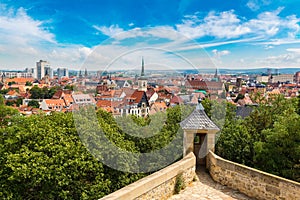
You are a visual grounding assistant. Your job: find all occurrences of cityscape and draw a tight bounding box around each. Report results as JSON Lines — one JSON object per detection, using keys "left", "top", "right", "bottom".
{"left": 0, "top": 58, "right": 300, "bottom": 117}
{"left": 0, "top": 0, "right": 299, "bottom": 200}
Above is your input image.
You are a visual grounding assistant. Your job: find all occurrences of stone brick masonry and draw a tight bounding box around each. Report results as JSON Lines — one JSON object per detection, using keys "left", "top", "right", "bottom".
{"left": 100, "top": 153, "right": 196, "bottom": 200}
{"left": 207, "top": 151, "right": 300, "bottom": 200}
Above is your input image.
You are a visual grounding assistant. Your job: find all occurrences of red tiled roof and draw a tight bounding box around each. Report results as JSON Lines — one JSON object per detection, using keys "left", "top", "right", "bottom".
{"left": 124, "top": 90, "right": 145, "bottom": 105}
{"left": 170, "top": 95, "right": 183, "bottom": 104}
{"left": 97, "top": 100, "right": 113, "bottom": 108}
{"left": 6, "top": 77, "right": 34, "bottom": 85}
{"left": 45, "top": 99, "right": 65, "bottom": 107}
{"left": 186, "top": 80, "right": 223, "bottom": 90}
{"left": 7, "top": 90, "right": 19, "bottom": 96}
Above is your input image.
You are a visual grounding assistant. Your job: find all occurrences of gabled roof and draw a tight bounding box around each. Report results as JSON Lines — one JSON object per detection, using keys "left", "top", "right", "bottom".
{"left": 7, "top": 90, "right": 19, "bottom": 96}
{"left": 124, "top": 90, "right": 145, "bottom": 105}
{"left": 180, "top": 103, "right": 219, "bottom": 130}
{"left": 170, "top": 95, "right": 183, "bottom": 104}
{"left": 44, "top": 99, "right": 65, "bottom": 107}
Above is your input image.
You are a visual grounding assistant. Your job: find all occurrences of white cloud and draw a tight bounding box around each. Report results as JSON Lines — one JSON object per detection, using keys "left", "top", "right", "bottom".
{"left": 255, "top": 52, "right": 300, "bottom": 68}
{"left": 79, "top": 47, "right": 93, "bottom": 57}
{"left": 246, "top": 0, "right": 272, "bottom": 11}
{"left": 0, "top": 5, "right": 55, "bottom": 45}
{"left": 286, "top": 48, "right": 300, "bottom": 54}
{"left": 264, "top": 45, "right": 274, "bottom": 49}
{"left": 247, "top": 0, "right": 260, "bottom": 11}
{"left": 93, "top": 24, "right": 124, "bottom": 37}
{"left": 176, "top": 7, "right": 300, "bottom": 40}
{"left": 212, "top": 49, "right": 230, "bottom": 57}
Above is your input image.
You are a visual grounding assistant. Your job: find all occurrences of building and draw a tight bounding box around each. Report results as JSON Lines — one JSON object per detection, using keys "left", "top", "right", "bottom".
{"left": 0, "top": 71, "right": 33, "bottom": 79}
{"left": 270, "top": 74, "right": 294, "bottom": 83}
{"left": 137, "top": 57, "right": 147, "bottom": 92}
{"left": 295, "top": 71, "right": 300, "bottom": 83}
{"left": 118, "top": 58, "right": 150, "bottom": 117}
{"left": 25, "top": 68, "right": 36, "bottom": 78}
{"left": 36, "top": 60, "right": 51, "bottom": 80}
{"left": 45, "top": 66, "right": 53, "bottom": 79}
{"left": 256, "top": 75, "right": 269, "bottom": 83}
{"left": 57, "top": 68, "right": 69, "bottom": 79}
{"left": 40, "top": 99, "right": 65, "bottom": 111}
{"left": 72, "top": 94, "right": 95, "bottom": 106}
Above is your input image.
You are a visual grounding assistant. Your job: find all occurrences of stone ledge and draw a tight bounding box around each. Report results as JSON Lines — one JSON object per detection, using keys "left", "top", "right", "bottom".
{"left": 100, "top": 152, "right": 196, "bottom": 200}
{"left": 207, "top": 151, "right": 300, "bottom": 200}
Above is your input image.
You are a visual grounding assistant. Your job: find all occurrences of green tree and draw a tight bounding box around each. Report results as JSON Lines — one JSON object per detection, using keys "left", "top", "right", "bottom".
{"left": 0, "top": 95, "right": 18, "bottom": 127}
{"left": 234, "top": 93, "right": 245, "bottom": 103}
{"left": 28, "top": 100, "right": 40, "bottom": 108}
{"left": 0, "top": 113, "right": 112, "bottom": 199}
{"left": 25, "top": 81, "right": 32, "bottom": 86}
{"left": 216, "top": 119, "right": 252, "bottom": 166}
{"left": 8, "top": 81, "right": 16, "bottom": 86}
{"left": 254, "top": 108, "right": 300, "bottom": 181}
{"left": 64, "top": 85, "right": 74, "bottom": 91}
{"left": 0, "top": 89, "right": 9, "bottom": 94}
{"left": 29, "top": 86, "right": 43, "bottom": 99}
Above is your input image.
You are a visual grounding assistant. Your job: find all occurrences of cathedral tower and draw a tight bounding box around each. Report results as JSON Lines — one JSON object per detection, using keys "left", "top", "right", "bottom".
{"left": 138, "top": 57, "right": 147, "bottom": 92}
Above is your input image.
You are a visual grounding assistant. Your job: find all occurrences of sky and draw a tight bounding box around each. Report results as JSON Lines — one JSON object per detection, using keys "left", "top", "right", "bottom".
{"left": 1, "top": 0, "right": 300, "bottom": 71}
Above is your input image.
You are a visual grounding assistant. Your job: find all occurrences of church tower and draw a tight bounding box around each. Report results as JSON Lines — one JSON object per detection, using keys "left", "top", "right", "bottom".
{"left": 138, "top": 57, "right": 147, "bottom": 92}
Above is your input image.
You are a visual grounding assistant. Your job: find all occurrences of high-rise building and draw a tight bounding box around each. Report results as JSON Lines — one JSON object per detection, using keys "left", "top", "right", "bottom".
{"left": 45, "top": 66, "right": 53, "bottom": 79}
{"left": 36, "top": 60, "right": 51, "bottom": 80}
{"left": 57, "top": 68, "right": 69, "bottom": 79}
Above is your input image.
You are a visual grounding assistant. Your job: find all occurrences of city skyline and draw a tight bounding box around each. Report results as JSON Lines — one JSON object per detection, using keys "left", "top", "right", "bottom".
{"left": 1, "top": 0, "right": 300, "bottom": 70}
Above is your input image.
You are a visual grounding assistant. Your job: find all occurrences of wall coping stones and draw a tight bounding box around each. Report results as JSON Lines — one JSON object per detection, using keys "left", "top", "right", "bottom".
{"left": 100, "top": 152, "right": 196, "bottom": 200}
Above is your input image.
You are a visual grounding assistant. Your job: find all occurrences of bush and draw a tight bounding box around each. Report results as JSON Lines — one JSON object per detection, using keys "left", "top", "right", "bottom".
{"left": 174, "top": 173, "right": 185, "bottom": 194}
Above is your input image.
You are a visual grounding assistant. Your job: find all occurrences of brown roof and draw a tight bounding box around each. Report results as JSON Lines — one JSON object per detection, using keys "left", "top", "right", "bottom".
{"left": 6, "top": 77, "right": 34, "bottom": 85}
{"left": 7, "top": 90, "right": 19, "bottom": 96}
{"left": 146, "top": 88, "right": 156, "bottom": 99}
{"left": 96, "top": 100, "right": 113, "bottom": 108}
{"left": 52, "top": 89, "right": 73, "bottom": 99}
{"left": 170, "top": 95, "right": 183, "bottom": 104}
{"left": 186, "top": 80, "right": 223, "bottom": 90}
{"left": 45, "top": 99, "right": 65, "bottom": 107}
{"left": 124, "top": 90, "right": 146, "bottom": 105}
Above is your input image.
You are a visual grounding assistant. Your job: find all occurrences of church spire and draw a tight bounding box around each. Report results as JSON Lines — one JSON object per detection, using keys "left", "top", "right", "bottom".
{"left": 138, "top": 57, "right": 147, "bottom": 92}
{"left": 214, "top": 68, "right": 218, "bottom": 78}
{"left": 141, "top": 57, "right": 145, "bottom": 77}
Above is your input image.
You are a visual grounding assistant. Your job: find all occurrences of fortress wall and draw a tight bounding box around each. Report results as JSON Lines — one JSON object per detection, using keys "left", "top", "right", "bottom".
{"left": 100, "top": 153, "right": 196, "bottom": 200}
{"left": 207, "top": 151, "right": 300, "bottom": 200}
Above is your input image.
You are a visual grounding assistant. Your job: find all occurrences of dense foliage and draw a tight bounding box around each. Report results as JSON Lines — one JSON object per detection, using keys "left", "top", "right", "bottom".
{"left": 214, "top": 94, "right": 300, "bottom": 182}
{"left": 29, "top": 86, "right": 61, "bottom": 99}
{"left": 0, "top": 101, "right": 190, "bottom": 199}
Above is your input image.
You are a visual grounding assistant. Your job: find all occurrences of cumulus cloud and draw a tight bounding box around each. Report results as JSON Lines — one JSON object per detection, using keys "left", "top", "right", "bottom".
{"left": 176, "top": 7, "right": 300, "bottom": 40}
{"left": 0, "top": 4, "right": 55, "bottom": 45}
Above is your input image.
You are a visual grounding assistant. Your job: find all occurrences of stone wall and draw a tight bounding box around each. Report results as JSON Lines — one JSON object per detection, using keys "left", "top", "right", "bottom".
{"left": 100, "top": 153, "right": 196, "bottom": 200}
{"left": 207, "top": 151, "right": 300, "bottom": 200}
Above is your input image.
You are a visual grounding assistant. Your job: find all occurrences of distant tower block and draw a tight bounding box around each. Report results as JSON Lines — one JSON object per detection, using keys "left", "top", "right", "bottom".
{"left": 84, "top": 68, "right": 88, "bottom": 77}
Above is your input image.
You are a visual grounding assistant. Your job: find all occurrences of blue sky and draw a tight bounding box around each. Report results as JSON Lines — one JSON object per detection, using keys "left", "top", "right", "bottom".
{"left": 0, "top": 0, "right": 300, "bottom": 71}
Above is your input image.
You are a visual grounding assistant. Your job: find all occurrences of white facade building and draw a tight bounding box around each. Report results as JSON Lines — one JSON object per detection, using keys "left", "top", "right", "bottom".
{"left": 36, "top": 60, "right": 51, "bottom": 80}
